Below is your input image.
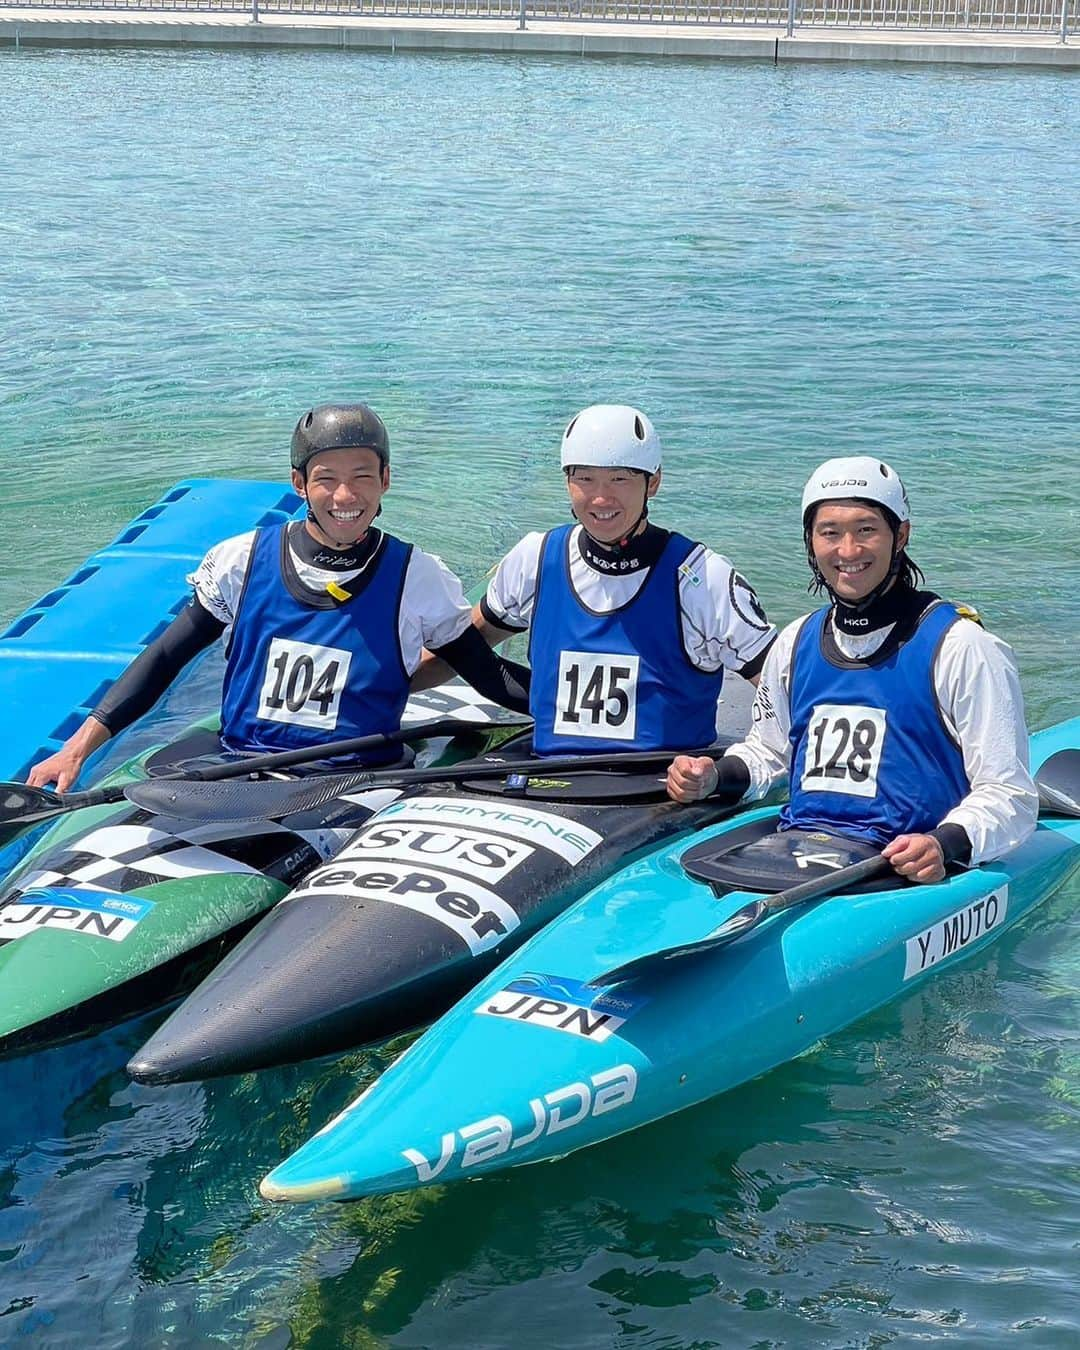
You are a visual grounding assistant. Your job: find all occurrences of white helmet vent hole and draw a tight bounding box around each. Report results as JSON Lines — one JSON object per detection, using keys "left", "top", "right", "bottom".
{"left": 634, "top": 416, "right": 645, "bottom": 441}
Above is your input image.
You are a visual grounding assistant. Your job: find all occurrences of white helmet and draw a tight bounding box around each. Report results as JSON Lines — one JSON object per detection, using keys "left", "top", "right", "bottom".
{"left": 801, "top": 456, "right": 910, "bottom": 526}
{"left": 559, "top": 404, "right": 662, "bottom": 475}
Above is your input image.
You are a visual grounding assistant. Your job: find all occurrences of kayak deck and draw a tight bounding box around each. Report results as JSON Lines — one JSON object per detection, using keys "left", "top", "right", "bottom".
{"left": 125, "top": 773, "right": 746, "bottom": 1084}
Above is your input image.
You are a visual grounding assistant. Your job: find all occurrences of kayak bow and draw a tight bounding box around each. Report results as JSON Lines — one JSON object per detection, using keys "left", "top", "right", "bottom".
{"left": 126, "top": 758, "right": 746, "bottom": 1084}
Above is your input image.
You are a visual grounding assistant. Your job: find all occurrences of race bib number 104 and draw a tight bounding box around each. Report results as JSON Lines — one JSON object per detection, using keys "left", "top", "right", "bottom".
{"left": 800, "top": 703, "right": 887, "bottom": 798}
{"left": 258, "top": 637, "right": 353, "bottom": 731}
{"left": 553, "top": 651, "right": 639, "bottom": 741}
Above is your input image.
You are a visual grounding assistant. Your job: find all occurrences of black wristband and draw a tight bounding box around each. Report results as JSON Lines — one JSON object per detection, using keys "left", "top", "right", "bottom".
{"left": 737, "top": 635, "right": 776, "bottom": 684}
{"left": 709, "top": 754, "right": 752, "bottom": 804}
{"left": 479, "top": 594, "right": 527, "bottom": 634}
{"left": 929, "top": 823, "right": 972, "bottom": 866}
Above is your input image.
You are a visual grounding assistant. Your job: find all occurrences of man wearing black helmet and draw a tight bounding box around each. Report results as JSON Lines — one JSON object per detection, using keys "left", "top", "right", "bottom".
{"left": 29, "top": 404, "right": 529, "bottom": 791}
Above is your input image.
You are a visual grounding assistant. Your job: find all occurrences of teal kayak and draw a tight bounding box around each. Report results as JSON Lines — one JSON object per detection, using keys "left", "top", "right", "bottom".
{"left": 261, "top": 717, "right": 1080, "bottom": 1203}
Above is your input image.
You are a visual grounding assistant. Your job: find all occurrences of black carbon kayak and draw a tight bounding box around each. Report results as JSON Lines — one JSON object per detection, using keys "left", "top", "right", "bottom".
{"left": 128, "top": 690, "right": 755, "bottom": 1083}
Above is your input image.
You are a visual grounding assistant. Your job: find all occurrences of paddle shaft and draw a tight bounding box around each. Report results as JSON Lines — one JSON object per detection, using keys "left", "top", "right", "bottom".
{"left": 591, "top": 853, "right": 894, "bottom": 986}
{"left": 365, "top": 743, "right": 722, "bottom": 786}
{"left": 0, "top": 714, "right": 531, "bottom": 836}
{"left": 124, "top": 743, "right": 729, "bottom": 822}
{"left": 180, "top": 717, "right": 528, "bottom": 781}
{"left": 757, "top": 852, "right": 894, "bottom": 918}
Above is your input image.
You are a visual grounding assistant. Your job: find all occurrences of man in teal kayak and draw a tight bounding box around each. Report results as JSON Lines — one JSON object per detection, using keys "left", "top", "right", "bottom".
{"left": 415, "top": 404, "right": 776, "bottom": 753}
{"left": 666, "top": 457, "right": 1038, "bottom": 883}
{"left": 28, "top": 403, "right": 529, "bottom": 792}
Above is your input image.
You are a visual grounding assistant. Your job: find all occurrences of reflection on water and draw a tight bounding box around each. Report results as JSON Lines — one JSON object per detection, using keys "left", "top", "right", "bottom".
{"left": 1, "top": 884, "right": 1077, "bottom": 1344}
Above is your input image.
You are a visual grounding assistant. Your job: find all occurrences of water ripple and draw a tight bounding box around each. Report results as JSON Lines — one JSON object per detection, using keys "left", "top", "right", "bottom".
{"left": 0, "top": 46, "right": 1077, "bottom": 1349}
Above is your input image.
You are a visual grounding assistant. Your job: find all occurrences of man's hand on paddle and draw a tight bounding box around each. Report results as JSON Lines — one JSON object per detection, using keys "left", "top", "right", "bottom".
{"left": 882, "top": 833, "right": 946, "bottom": 884}
{"left": 667, "top": 755, "right": 718, "bottom": 803}
{"left": 26, "top": 717, "right": 111, "bottom": 793}
{"left": 27, "top": 750, "right": 81, "bottom": 788}
{"left": 27, "top": 748, "right": 85, "bottom": 793}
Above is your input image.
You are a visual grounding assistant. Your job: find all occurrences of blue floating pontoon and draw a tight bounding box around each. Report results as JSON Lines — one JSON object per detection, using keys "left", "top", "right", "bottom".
{"left": 0, "top": 478, "right": 301, "bottom": 787}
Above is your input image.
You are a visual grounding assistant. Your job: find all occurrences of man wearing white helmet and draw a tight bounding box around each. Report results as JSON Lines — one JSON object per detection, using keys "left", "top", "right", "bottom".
{"left": 418, "top": 405, "right": 776, "bottom": 754}
{"left": 667, "top": 457, "right": 1038, "bottom": 882}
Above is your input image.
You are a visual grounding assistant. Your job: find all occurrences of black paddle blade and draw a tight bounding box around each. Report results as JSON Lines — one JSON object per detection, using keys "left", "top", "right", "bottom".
{"left": 0, "top": 783, "right": 67, "bottom": 844}
{"left": 1035, "top": 748, "right": 1080, "bottom": 817}
{"left": 591, "top": 899, "right": 769, "bottom": 986}
{"left": 0, "top": 782, "right": 62, "bottom": 819}
{"left": 125, "top": 772, "right": 378, "bottom": 823}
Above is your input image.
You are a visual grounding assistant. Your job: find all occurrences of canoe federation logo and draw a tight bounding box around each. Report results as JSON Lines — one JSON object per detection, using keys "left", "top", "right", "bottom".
{"left": 729, "top": 571, "right": 772, "bottom": 632}
{"left": 475, "top": 972, "right": 649, "bottom": 1042}
{"left": 402, "top": 1063, "right": 638, "bottom": 1182}
{"left": 0, "top": 888, "right": 154, "bottom": 944}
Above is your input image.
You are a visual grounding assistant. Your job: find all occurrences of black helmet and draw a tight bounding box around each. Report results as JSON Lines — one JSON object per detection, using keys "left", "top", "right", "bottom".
{"left": 290, "top": 403, "right": 390, "bottom": 474}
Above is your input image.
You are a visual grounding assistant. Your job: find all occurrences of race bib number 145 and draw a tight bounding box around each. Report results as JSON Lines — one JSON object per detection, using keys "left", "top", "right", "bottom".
{"left": 258, "top": 637, "right": 352, "bottom": 731}
{"left": 800, "top": 703, "right": 887, "bottom": 798}
{"left": 553, "top": 651, "right": 639, "bottom": 741}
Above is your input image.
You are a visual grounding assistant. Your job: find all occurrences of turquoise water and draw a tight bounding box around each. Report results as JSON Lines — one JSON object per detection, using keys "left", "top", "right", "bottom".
{"left": 1, "top": 44, "right": 1079, "bottom": 1348}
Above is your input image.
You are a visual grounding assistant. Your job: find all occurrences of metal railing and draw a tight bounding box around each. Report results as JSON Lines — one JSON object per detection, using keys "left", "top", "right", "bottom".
{"left": 0, "top": 0, "right": 1073, "bottom": 39}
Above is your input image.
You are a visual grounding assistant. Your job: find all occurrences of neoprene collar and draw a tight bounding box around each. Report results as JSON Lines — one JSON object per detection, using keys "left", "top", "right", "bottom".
{"left": 831, "top": 577, "right": 923, "bottom": 638}
{"left": 823, "top": 588, "right": 940, "bottom": 670}
{"left": 289, "top": 520, "right": 381, "bottom": 572}
{"left": 576, "top": 522, "right": 670, "bottom": 575}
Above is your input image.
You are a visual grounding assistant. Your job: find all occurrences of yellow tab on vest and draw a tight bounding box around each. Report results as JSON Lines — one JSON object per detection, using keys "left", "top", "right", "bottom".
{"left": 325, "top": 580, "right": 351, "bottom": 602}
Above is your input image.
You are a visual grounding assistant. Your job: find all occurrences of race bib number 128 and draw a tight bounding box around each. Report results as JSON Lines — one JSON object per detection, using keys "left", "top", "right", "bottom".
{"left": 553, "top": 651, "right": 639, "bottom": 741}
{"left": 258, "top": 637, "right": 352, "bottom": 731}
{"left": 800, "top": 703, "right": 887, "bottom": 798}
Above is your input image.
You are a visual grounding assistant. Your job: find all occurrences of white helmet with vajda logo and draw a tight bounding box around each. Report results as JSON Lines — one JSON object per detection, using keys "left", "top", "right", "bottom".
{"left": 801, "top": 456, "right": 910, "bottom": 527}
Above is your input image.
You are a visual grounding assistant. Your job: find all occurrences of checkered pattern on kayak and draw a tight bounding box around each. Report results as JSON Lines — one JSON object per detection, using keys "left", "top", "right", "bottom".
{"left": 0, "top": 812, "right": 364, "bottom": 947}
{"left": 3, "top": 816, "right": 312, "bottom": 895}
{"left": 402, "top": 683, "right": 508, "bottom": 726}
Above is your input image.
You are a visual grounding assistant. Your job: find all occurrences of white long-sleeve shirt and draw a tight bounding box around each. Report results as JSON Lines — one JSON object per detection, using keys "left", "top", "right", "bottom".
{"left": 188, "top": 530, "right": 471, "bottom": 675}
{"left": 725, "top": 608, "right": 1039, "bottom": 865}
{"left": 485, "top": 526, "right": 776, "bottom": 677}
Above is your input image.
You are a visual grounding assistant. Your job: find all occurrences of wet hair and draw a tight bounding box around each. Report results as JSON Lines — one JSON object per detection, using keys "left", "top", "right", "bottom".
{"left": 804, "top": 500, "right": 925, "bottom": 596}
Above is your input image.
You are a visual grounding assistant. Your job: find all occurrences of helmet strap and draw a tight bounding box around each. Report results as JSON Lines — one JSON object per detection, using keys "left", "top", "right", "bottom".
{"left": 302, "top": 503, "right": 373, "bottom": 552}
{"left": 570, "top": 470, "right": 652, "bottom": 558}
{"left": 290, "top": 519, "right": 378, "bottom": 571}
{"left": 806, "top": 521, "right": 913, "bottom": 635}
